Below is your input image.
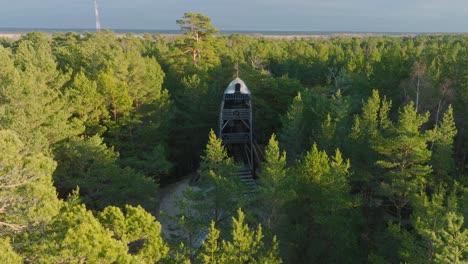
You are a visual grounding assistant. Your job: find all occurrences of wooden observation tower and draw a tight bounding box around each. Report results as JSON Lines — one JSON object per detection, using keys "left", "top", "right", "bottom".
{"left": 219, "top": 78, "right": 258, "bottom": 185}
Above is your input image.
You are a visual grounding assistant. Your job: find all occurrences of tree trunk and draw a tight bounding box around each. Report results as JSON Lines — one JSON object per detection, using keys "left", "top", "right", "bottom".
{"left": 396, "top": 205, "right": 402, "bottom": 226}
{"left": 192, "top": 49, "right": 197, "bottom": 65}
{"left": 430, "top": 99, "right": 443, "bottom": 150}
{"left": 415, "top": 76, "right": 420, "bottom": 112}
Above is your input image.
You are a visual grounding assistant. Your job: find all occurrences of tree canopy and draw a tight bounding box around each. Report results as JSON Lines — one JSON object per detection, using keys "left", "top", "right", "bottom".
{"left": 0, "top": 13, "right": 467, "bottom": 263}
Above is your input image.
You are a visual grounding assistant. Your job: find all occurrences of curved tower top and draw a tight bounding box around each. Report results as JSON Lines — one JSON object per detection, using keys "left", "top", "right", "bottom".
{"left": 224, "top": 78, "right": 251, "bottom": 95}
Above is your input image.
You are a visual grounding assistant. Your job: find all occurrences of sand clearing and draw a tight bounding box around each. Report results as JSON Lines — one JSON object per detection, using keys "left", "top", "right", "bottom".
{"left": 0, "top": 33, "right": 22, "bottom": 40}
{"left": 157, "top": 178, "right": 192, "bottom": 238}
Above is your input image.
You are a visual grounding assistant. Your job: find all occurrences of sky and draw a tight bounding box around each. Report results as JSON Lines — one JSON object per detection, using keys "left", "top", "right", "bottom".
{"left": 0, "top": 0, "right": 467, "bottom": 32}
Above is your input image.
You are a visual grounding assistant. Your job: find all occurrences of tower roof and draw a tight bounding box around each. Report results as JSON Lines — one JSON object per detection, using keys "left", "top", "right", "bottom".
{"left": 224, "top": 78, "right": 250, "bottom": 95}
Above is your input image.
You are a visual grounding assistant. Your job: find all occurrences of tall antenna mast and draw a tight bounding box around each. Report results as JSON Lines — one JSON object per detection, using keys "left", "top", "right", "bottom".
{"left": 94, "top": 0, "right": 101, "bottom": 32}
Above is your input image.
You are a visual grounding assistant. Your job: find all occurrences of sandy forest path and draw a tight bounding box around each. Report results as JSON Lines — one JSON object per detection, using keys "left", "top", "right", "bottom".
{"left": 156, "top": 178, "right": 192, "bottom": 239}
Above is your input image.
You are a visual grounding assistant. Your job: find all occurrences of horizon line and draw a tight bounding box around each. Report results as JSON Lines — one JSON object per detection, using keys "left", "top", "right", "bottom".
{"left": 0, "top": 27, "right": 467, "bottom": 35}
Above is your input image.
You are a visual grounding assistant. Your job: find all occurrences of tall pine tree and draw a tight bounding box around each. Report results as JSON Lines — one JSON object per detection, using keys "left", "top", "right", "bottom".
{"left": 258, "top": 134, "right": 289, "bottom": 230}
{"left": 374, "top": 102, "right": 432, "bottom": 224}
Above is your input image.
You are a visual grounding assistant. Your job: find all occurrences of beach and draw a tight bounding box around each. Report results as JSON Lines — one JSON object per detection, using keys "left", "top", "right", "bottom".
{"left": 0, "top": 30, "right": 431, "bottom": 41}
{"left": 0, "top": 33, "right": 22, "bottom": 40}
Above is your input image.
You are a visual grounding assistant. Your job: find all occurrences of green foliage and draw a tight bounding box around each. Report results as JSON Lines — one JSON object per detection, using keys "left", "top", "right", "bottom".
{"left": 53, "top": 135, "right": 158, "bottom": 210}
{"left": 0, "top": 238, "right": 22, "bottom": 264}
{"left": 374, "top": 102, "right": 432, "bottom": 223}
{"left": 279, "top": 92, "right": 304, "bottom": 163}
{"left": 0, "top": 40, "right": 83, "bottom": 152}
{"left": 97, "top": 69, "right": 133, "bottom": 122}
{"left": 65, "top": 71, "right": 107, "bottom": 125}
{"left": 169, "top": 242, "right": 193, "bottom": 264}
{"left": 172, "top": 186, "right": 209, "bottom": 254}
{"left": 1, "top": 24, "right": 468, "bottom": 263}
{"left": 198, "top": 130, "right": 244, "bottom": 223}
{"left": 17, "top": 196, "right": 170, "bottom": 263}
{"left": 381, "top": 189, "right": 467, "bottom": 264}
{"left": 245, "top": 73, "right": 303, "bottom": 143}
{"left": 259, "top": 134, "right": 287, "bottom": 189}
{"left": 221, "top": 209, "right": 282, "bottom": 263}
{"left": 198, "top": 210, "right": 282, "bottom": 264}
{"left": 200, "top": 129, "right": 230, "bottom": 171}
{"left": 20, "top": 200, "right": 131, "bottom": 263}
{"left": 176, "top": 12, "right": 219, "bottom": 66}
{"left": 199, "top": 209, "right": 282, "bottom": 264}
{"left": 433, "top": 212, "right": 467, "bottom": 263}
{"left": 279, "top": 87, "right": 352, "bottom": 164}
{"left": 52, "top": 31, "right": 173, "bottom": 183}
{"left": 461, "top": 188, "right": 468, "bottom": 223}
{"left": 284, "top": 144, "right": 362, "bottom": 263}
{"left": 177, "top": 13, "right": 219, "bottom": 39}
{"left": 0, "top": 130, "right": 61, "bottom": 233}
{"left": 199, "top": 221, "right": 222, "bottom": 264}
{"left": 258, "top": 134, "right": 289, "bottom": 229}
{"left": 99, "top": 205, "right": 170, "bottom": 262}
{"left": 354, "top": 89, "right": 392, "bottom": 138}
{"left": 431, "top": 105, "right": 458, "bottom": 185}
{"left": 317, "top": 112, "right": 337, "bottom": 153}
{"left": 410, "top": 190, "right": 457, "bottom": 262}
{"left": 168, "top": 72, "right": 219, "bottom": 176}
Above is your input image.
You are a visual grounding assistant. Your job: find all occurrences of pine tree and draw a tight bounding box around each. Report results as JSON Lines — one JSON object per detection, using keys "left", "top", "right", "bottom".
{"left": 170, "top": 73, "right": 215, "bottom": 175}
{"left": 0, "top": 46, "right": 17, "bottom": 93}
{"left": 199, "top": 129, "right": 230, "bottom": 173}
{"left": 171, "top": 186, "right": 208, "bottom": 257}
{"left": 198, "top": 129, "right": 243, "bottom": 223}
{"left": 176, "top": 12, "right": 219, "bottom": 66}
{"left": 391, "top": 190, "right": 467, "bottom": 264}
{"left": 76, "top": 31, "right": 124, "bottom": 80}
{"left": 221, "top": 209, "right": 282, "bottom": 264}
{"left": 18, "top": 194, "right": 170, "bottom": 263}
{"left": 431, "top": 105, "right": 457, "bottom": 185}
{"left": 0, "top": 238, "right": 22, "bottom": 264}
{"left": 258, "top": 134, "right": 289, "bottom": 229}
{"left": 350, "top": 89, "right": 392, "bottom": 140}
{"left": 171, "top": 242, "right": 193, "bottom": 264}
{"left": 279, "top": 92, "right": 304, "bottom": 164}
{"left": 374, "top": 102, "right": 432, "bottom": 224}
{"left": 0, "top": 130, "right": 61, "bottom": 233}
{"left": 199, "top": 221, "right": 222, "bottom": 264}
{"left": 65, "top": 71, "right": 106, "bottom": 127}
{"left": 0, "top": 35, "right": 83, "bottom": 152}
{"left": 99, "top": 205, "right": 169, "bottom": 262}
{"left": 434, "top": 212, "right": 467, "bottom": 263}
{"left": 169, "top": 130, "right": 242, "bottom": 255}
{"left": 328, "top": 89, "right": 351, "bottom": 149}
{"left": 317, "top": 113, "right": 336, "bottom": 153}
{"left": 409, "top": 189, "right": 457, "bottom": 262}
{"left": 113, "top": 53, "right": 173, "bottom": 182}
{"left": 97, "top": 69, "right": 133, "bottom": 123}
{"left": 19, "top": 198, "right": 131, "bottom": 263}
{"left": 348, "top": 90, "right": 392, "bottom": 186}
{"left": 53, "top": 135, "right": 158, "bottom": 210}
{"left": 285, "top": 144, "right": 361, "bottom": 263}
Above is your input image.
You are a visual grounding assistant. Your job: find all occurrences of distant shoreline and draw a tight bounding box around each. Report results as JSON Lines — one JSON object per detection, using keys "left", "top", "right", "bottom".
{"left": 0, "top": 28, "right": 465, "bottom": 40}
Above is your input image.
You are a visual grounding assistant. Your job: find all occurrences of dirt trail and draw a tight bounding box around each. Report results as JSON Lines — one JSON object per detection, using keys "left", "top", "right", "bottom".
{"left": 156, "top": 178, "right": 191, "bottom": 238}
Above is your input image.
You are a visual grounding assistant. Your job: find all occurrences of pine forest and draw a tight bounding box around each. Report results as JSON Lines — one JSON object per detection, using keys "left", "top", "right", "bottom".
{"left": 0, "top": 13, "right": 467, "bottom": 263}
